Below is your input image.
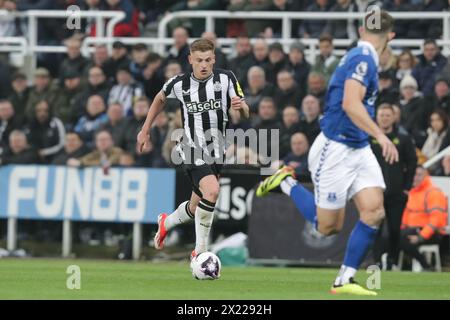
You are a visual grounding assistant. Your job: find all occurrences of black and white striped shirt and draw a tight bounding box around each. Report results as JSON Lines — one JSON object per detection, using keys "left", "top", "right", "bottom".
{"left": 162, "top": 68, "right": 244, "bottom": 163}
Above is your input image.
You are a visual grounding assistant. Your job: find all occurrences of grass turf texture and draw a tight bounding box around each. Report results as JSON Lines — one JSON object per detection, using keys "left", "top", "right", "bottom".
{"left": 0, "top": 258, "right": 449, "bottom": 299}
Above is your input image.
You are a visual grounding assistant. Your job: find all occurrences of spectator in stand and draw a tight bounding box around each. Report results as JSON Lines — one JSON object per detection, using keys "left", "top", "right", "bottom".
{"left": 264, "top": 42, "right": 287, "bottom": 85}
{"left": 26, "top": 100, "right": 65, "bottom": 164}
{"left": 229, "top": 35, "right": 254, "bottom": 86}
{"left": 108, "top": 65, "right": 144, "bottom": 117}
{"left": 56, "top": 69, "right": 83, "bottom": 126}
{"left": 0, "top": 130, "right": 39, "bottom": 165}
{"left": 273, "top": 69, "right": 303, "bottom": 111}
{"left": 58, "top": 37, "right": 87, "bottom": 87}
{"left": 142, "top": 52, "right": 164, "bottom": 100}
{"left": 307, "top": 72, "right": 327, "bottom": 107}
{"left": 162, "top": 109, "right": 183, "bottom": 165}
{"left": 0, "top": 0, "right": 19, "bottom": 37}
{"left": 400, "top": 166, "right": 448, "bottom": 271}
{"left": 163, "top": 61, "right": 184, "bottom": 113}
{"left": 0, "top": 100, "right": 25, "bottom": 154}
{"left": 279, "top": 105, "right": 301, "bottom": 157}
{"left": 150, "top": 111, "right": 169, "bottom": 156}
{"left": 118, "top": 152, "right": 135, "bottom": 167}
{"left": 168, "top": 0, "right": 222, "bottom": 37}
{"left": 244, "top": 66, "right": 275, "bottom": 115}
{"left": 266, "top": 0, "right": 303, "bottom": 37}
{"left": 287, "top": 42, "right": 310, "bottom": 98}
{"left": 52, "top": 132, "right": 91, "bottom": 165}
{"left": 421, "top": 109, "right": 449, "bottom": 160}
{"left": 82, "top": 0, "right": 108, "bottom": 35}
{"left": 103, "top": 41, "right": 130, "bottom": 82}
{"left": 227, "top": 0, "right": 272, "bottom": 38}
{"left": 299, "top": 0, "right": 331, "bottom": 39}
{"left": 281, "top": 132, "right": 310, "bottom": 177}
{"left": 396, "top": 49, "right": 417, "bottom": 84}
{"left": 73, "top": 66, "right": 111, "bottom": 121}
{"left": 129, "top": 43, "right": 149, "bottom": 83}
{"left": 68, "top": 130, "right": 123, "bottom": 168}
{"left": 164, "top": 27, "right": 191, "bottom": 73}
{"left": 201, "top": 31, "right": 229, "bottom": 70}
{"left": 378, "top": 46, "right": 397, "bottom": 77}
{"left": 92, "top": 0, "right": 140, "bottom": 37}
{"left": 25, "top": 68, "right": 59, "bottom": 121}
{"left": 8, "top": 72, "right": 29, "bottom": 117}
{"left": 324, "top": 0, "right": 359, "bottom": 40}
{"left": 312, "top": 34, "right": 340, "bottom": 85}
{"left": 383, "top": 0, "right": 413, "bottom": 39}
{"left": 254, "top": 97, "right": 282, "bottom": 151}
{"left": 376, "top": 71, "right": 399, "bottom": 107}
{"left": 100, "top": 102, "right": 127, "bottom": 148}
{"left": 84, "top": 45, "right": 110, "bottom": 73}
{"left": 371, "top": 103, "right": 417, "bottom": 270}
{"left": 298, "top": 94, "right": 322, "bottom": 145}
{"left": 392, "top": 103, "right": 410, "bottom": 136}
{"left": 122, "top": 97, "right": 149, "bottom": 153}
{"left": 251, "top": 39, "right": 269, "bottom": 68}
{"left": 399, "top": 75, "right": 428, "bottom": 148}
{"left": 428, "top": 78, "right": 450, "bottom": 115}
{"left": 412, "top": 39, "right": 448, "bottom": 97}
{"left": 407, "top": 0, "right": 445, "bottom": 39}
{"left": 74, "top": 95, "right": 109, "bottom": 147}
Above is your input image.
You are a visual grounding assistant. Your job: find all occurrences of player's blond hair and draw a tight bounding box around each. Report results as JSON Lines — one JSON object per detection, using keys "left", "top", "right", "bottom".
{"left": 190, "top": 39, "right": 215, "bottom": 53}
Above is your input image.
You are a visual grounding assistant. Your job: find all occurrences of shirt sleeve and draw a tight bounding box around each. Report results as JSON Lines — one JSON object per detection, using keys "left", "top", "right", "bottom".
{"left": 162, "top": 75, "right": 178, "bottom": 99}
{"left": 345, "top": 54, "right": 375, "bottom": 88}
{"left": 227, "top": 71, "right": 245, "bottom": 100}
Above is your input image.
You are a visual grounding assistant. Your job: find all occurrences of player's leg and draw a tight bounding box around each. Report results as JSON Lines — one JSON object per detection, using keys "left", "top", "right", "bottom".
{"left": 154, "top": 191, "right": 200, "bottom": 250}
{"left": 194, "top": 174, "right": 220, "bottom": 255}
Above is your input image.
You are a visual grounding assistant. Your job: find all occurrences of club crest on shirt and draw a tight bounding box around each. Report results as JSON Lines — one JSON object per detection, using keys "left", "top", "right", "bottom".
{"left": 213, "top": 81, "right": 222, "bottom": 92}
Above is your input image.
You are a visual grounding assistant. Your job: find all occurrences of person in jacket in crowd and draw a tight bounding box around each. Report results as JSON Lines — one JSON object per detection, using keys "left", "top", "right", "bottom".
{"left": 421, "top": 109, "right": 449, "bottom": 161}
{"left": 0, "top": 99, "right": 25, "bottom": 155}
{"left": 0, "top": 130, "right": 40, "bottom": 165}
{"left": 74, "top": 95, "right": 109, "bottom": 148}
{"left": 400, "top": 166, "right": 448, "bottom": 271}
{"left": 399, "top": 74, "right": 428, "bottom": 148}
{"left": 52, "top": 131, "right": 91, "bottom": 165}
{"left": 26, "top": 100, "right": 66, "bottom": 164}
{"left": 67, "top": 129, "right": 123, "bottom": 168}
{"left": 412, "top": 39, "right": 448, "bottom": 97}
{"left": 312, "top": 34, "right": 340, "bottom": 85}
{"left": 371, "top": 103, "right": 418, "bottom": 270}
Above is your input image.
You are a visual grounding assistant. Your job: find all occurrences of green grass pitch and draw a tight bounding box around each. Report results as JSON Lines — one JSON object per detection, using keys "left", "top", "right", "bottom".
{"left": 1, "top": 258, "right": 449, "bottom": 299}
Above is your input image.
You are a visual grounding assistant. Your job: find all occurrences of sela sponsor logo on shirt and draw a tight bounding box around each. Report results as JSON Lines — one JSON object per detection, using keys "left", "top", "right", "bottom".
{"left": 186, "top": 99, "right": 222, "bottom": 113}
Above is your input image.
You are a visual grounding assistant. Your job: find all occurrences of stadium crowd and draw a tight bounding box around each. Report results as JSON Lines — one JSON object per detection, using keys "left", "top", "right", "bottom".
{"left": 1, "top": 1, "right": 450, "bottom": 176}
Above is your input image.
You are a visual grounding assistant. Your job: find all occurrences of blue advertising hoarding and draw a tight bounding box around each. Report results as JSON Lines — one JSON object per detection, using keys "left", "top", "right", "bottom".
{"left": 0, "top": 165, "right": 175, "bottom": 223}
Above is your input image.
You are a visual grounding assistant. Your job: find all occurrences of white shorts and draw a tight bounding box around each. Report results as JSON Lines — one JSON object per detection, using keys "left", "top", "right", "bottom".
{"left": 308, "top": 132, "right": 386, "bottom": 210}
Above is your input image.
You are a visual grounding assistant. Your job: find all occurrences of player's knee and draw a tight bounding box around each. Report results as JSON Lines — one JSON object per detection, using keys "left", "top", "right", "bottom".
{"left": 202, "top": 185, "right": 220, "bottom": 203}
{"left": 361, "top": 206, "right": 385, "bottom": 227}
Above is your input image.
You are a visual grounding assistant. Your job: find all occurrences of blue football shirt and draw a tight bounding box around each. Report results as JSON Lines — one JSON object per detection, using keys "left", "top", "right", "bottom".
{"left": 320, "top": 41, "right": 379, "bottom": 148}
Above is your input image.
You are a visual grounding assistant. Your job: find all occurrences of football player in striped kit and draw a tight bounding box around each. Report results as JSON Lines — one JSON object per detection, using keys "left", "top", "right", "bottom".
{"left": 137, "top": 38, "right": 249, "bottom": 267}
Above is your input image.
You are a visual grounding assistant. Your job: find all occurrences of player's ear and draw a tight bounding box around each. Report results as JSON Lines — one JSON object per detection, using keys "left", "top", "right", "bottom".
{"left": 358, "top": 26, "right": 365, "bottom": 38}
{"left": 388, "top": 31, "right": 396, "bottom": 42}
{"left": 188, "top": 53, "right": 193, "bottom": 65}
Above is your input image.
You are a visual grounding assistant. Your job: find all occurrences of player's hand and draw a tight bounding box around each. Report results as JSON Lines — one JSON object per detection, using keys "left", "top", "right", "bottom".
{"left": 376, "top": 133, "right": 399, "bottom": 164}
{"left": 137, "top": 130, "right": 151, "bottom": 154}
{"left": 231, "top": 96, "right": 242, "bottom": 110}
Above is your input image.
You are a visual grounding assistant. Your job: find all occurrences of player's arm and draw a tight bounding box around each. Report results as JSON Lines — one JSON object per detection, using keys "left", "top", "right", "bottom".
{"left": 137, "top": 90, "right": 166, "bottom": 153}
{"left": 232, "top": 97, "right": 250, "bottom": 119}
{"left": 342, "top": 79, "right": 398, "bottom": 164}
{"left": 228, "top": 71, "right": 249, "bottom": 119}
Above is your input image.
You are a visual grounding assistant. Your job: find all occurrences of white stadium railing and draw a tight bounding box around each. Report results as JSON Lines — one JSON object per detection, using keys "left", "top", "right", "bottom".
{"left": 1, "top": 10, "right": 450, "bottom": 74}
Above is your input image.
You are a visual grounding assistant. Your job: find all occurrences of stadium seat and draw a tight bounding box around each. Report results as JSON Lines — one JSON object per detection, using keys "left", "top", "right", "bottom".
{"left": 398, "top": 244, "right": 442, "bottom": 272}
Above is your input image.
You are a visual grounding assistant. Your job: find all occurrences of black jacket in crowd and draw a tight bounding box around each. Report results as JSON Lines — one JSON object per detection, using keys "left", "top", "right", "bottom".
{"left": 370, "top": 129, "right": 417, "bottom": 196}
